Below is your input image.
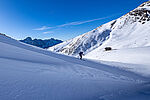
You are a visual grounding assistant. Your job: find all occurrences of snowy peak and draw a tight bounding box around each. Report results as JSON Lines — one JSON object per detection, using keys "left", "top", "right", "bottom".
{"left": 49, "top": 20, "right": 115, "bottom": 55}
{"left": 138, "top": 1, "right": 150, "bottom": 10}
{"left": 128, "top": 1, "right": 150, "bottom": 24}
{"left": 1, "top": 25, "right": 150, "bottom": 100}
{"left": 112, "top": 1, "right": 150, "bottom": 30}
{"left": 49, "top": 1, "right": 150, "bottom": 56}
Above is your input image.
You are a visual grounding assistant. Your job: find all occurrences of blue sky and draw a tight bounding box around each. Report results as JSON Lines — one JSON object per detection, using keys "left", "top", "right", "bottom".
{"left": 0, "top": 0, "right": 148, "bottom": 40}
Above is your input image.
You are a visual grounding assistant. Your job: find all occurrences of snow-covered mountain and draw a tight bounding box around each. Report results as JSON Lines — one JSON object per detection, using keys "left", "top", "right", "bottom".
{"left": 1, "top": 30, "right": 150, "bottom": 100}
{"left": 49, "top": 1, "right": 150, "bottom": 56}
{"left": 20, "top": 37, "right": 63, "bottom": 49}
{"left": 1, "top": 1, "right": 150, "bottom": 100}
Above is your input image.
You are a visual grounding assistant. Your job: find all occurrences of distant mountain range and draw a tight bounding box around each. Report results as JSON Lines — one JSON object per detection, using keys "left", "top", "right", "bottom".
{"left": 20, "top": 37, "right": 63, "bottom": 49}
{"left": 49, "top": 1, "right": 150, "bottom": 56}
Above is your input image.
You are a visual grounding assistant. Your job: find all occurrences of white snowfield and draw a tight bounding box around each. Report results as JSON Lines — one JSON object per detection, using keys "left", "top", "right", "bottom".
{"left": 0, "top": 35, "right": 150, "bottom": 100}
{"left": 1, "top": 1, "right": 150, "bottom": 99}
{"left": 85, "top": 46, "right": 150, "bottom": 77}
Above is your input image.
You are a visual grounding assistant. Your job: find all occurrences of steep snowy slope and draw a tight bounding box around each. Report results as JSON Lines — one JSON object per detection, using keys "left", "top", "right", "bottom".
{"left": 49, "top": 20, "right": 113, "bottom": 55}
{"left": 85, "top": 1, "right": 150, "bottom": 71}
{"left": 49, "top": 1, "right": 150, "bottom": 55}
{"left": 0, "top": 34, "right": 150, "bottom": 100}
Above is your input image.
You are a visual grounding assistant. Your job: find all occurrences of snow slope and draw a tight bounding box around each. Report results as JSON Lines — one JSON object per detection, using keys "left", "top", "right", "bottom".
{"left": 49, "top": 1, "right": 150, "bottom": 56}
{"left": 0, "top": 34, "right": 150, "bottom": 100}
{"left": 85, "top": 46, "right": 150, "bottom": 77}
{"left": 49, "top": 21, "right": 113, "bottom": 55}
{"left": 85, "top": 1, "right": 150, "bottom": 77}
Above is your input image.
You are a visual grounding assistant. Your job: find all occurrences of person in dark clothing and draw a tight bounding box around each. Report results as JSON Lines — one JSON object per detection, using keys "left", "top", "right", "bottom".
{"left": 79, "top": 52, "right": 84, "bottom": 59}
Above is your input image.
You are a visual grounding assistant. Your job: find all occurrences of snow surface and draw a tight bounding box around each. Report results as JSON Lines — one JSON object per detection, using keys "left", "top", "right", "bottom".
{"left": 85, "top": 46, "right": 150, "bottom": 77}
{"left": 1, "top": 2, "right": 150, "bottom": 99}
{"left": 0, "top": 33, "right": 150, "bottom": 100}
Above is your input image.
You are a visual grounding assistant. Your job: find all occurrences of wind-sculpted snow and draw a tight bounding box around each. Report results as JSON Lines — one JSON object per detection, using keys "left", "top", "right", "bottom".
{"left": 0, "top": 34, "right": 150, "bottom": 100}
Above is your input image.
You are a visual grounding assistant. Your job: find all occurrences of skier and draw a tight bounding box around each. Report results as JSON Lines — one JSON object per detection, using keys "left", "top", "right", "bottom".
{"left": 79, "top": 52, "right": 84, "bottom": 60}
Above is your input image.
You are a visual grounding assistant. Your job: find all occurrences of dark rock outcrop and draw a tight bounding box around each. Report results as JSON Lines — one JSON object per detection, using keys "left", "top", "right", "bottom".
{"left": 20, "top": 37, "right": 63, "bottom": 49}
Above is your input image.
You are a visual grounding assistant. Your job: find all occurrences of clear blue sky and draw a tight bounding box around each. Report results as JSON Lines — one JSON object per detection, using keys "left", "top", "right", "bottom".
{"left": 0, "top": 0, "right": 148, "bottom": 40}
